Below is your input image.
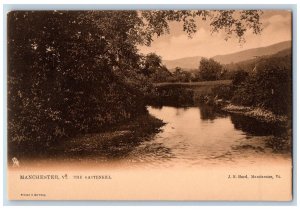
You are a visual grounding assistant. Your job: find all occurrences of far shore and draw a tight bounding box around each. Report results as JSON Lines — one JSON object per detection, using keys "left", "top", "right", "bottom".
{"left": 221, "top": 103, "right": 288, "bottom": 125}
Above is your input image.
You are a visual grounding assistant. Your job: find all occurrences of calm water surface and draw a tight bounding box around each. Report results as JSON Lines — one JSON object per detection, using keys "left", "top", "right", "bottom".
{"left": 18, "top": 105, "right": 291, "bottom": 169}
{"left": 121, "top": 105, "right": 291, "bottom": 168}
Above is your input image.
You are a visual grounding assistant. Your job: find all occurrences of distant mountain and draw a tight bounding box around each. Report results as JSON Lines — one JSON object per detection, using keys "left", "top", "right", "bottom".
{"left": 272, "top": 47, "right": 292, "bottom": 58}
{"left": 224, "top": 47, "right": 292, "bottom": 72}
{"left": 212, "top": 40, "right": 291, "bottom": 64}
{"left": 162, "top": 56, "right": 203, "bottom": 71}
{"left": 162, "top": 40, "right": 291, "bottom": 70}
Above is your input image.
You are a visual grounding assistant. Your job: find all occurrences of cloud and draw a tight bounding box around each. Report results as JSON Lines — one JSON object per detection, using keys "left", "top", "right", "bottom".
{"left": 138, "top": 11, "right": 292, "bottom": 60}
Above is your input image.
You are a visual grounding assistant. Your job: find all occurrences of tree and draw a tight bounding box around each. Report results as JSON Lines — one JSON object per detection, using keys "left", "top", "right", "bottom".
{"left": 141, "top": 53, "right": 163, "bottom": 76}
{"left": 174, "top": 67, "right": 184, "bottom": 81}
{"left": 8, "top": 11, "right": 147, "bottom": 149}
{"left": 198, "top": 58, "right": 223, "bottom": 81}
{"left": 139, "top": 53, "right": 173, "bottom": 82}
{"left": 7, "top": 10, "right": 263, "bottom": 152}
{"left": 254, "top": 55, "right": 292, "bottom": 114}
{"left": 151, "top": 65, "right": 173, "bottom": 82}
{"left": 232, "top": 69, "right": 249, "bottom": 87}
{"left": 173, "top": 67, "right": 192, "bottom": 82}
{"left": 231, "top": 55, "right": 292, "bottom": 115}
{"left": 140, "top": 10, "right": 263, "bottom": 44}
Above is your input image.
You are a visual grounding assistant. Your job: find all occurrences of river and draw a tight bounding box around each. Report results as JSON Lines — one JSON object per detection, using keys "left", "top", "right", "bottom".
{"left": 8, "top": 104, "right": 292, "bottom": 200}
{"left": 119, "top": 105, "right": 291, "bottom": 168}
{"left": 15, "top": 104, "right": 291, "bottom": 170}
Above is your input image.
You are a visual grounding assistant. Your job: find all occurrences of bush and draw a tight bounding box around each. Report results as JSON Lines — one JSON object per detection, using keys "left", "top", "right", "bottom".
{"left": 230, "top": 55, "right": 292, "bottom": 115}
{"left": 211, "top": 84, "right": 233, "bottom": 100}
{"left": 231, "top": 85, "right": 256, "bottom": 106}
{"left": 198, "top": 58, "right": 223, "bottom": 81}
{"left": 254, "top": 56, "right": 292, "bottom": 115}
{"left": 149, "top": 85, "right": 194, "bottom": 106}
{"left": 231, "top": 69, "right": 249, "bottom": 87}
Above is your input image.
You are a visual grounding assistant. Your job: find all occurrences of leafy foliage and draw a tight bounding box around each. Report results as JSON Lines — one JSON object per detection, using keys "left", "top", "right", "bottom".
{"left": 198, "top": 58, "right": 223, "bottom": 81}
{"left": 8, "top": 11, "right": 147, "bottom": 149}
{"left": 231, "top": 69, "right": 249, "bottom": 87}
{"left": 212, "top": 84, "right": 233, "bottom": 100}
{"left": 7, "top": 10, "right": 264, "bottom": 154}
{"left": 211, "top": 53, "right": 292, "bottom": 116}
{"left": 173, "top": 67, "right": 193, "bottom": 82}
{"left": 140, "top": 10, "right": 263, "bottom": 44}
{"left": 231, "top": 56, "right": 291, "bottom": 115}
{"left": 209, "top": 10, "right": 262, "bottom": 42}
{"left": 149, "top": 85, "right": 194, "bottom": 107}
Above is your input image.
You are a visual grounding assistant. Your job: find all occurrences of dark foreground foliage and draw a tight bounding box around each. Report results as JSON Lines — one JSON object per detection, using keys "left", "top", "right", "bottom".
{"left": 8, "top": 113, "right": 165, "bottom": 160}
{"left": 8, "top": 11, "right": 148, "bottom": 152}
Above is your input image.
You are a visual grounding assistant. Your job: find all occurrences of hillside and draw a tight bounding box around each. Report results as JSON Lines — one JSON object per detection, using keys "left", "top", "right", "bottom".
{"left": 212, "top": 40, "right": 291, "bottom": 64}
{"left": 224, "top": 47, "right": 292, "bottom": 72}
{"left": 162, "top": 56, "right": 203, "bottom": 71}
{"left": 162, "top": 40, "right": 291, "bottom": 70}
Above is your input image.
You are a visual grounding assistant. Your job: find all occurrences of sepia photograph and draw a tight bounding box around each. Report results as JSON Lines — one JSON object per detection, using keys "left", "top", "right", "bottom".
{"left": 6, "top": 8, "right": 293, "bottom": 201}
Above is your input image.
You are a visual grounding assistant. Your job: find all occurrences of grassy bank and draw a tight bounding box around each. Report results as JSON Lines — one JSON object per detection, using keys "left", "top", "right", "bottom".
{"left": 9, "top": 113, "right": 165, "bottom": 160}
{"left": 222, "top": 104, "right": 288, "bottom": 124}
{"left": 152, "top": 80, "right": 232, "bottom": 106}
{"left": 155, "top": 80, "right": 232, "bottom": 96}
{"left": 153, "top": 80, "right": 290, "bottom": 125}
{"left": 54, "top": 113, "right": 165, "bottom": 158}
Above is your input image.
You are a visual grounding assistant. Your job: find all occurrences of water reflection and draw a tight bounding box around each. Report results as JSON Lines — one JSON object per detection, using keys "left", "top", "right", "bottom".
{"left": 28, "top": 105, "right": 290, "bottom": 168}
{"left": 145, "top": 105, "right": 290, "bottom": 166}
{"left": 64, "top": 105, "right": 290, "bottom": 166}
{"left": 230, "top": 113, "right": 287, "bottom": 137}
{"left": 199, "top": 104, "right": 227, "bottom": 121}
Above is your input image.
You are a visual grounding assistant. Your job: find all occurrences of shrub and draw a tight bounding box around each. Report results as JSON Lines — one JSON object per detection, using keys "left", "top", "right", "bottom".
{"left": 231, "top": 69, "right": 249, "bottom": 88}
{"left": 211, "top": 84, "right": 233, "bottom": 100}
{"left": 198, "top": 58, "right": 223, "bottom": 81}
{"left": 149, "top": 85, "right": 194, "bottom": 106}
{"left": 230, "top": 55, "right": 292, "bottom": 115}
{"left": 254, "top": 56, "right": 292, "bottom": 115}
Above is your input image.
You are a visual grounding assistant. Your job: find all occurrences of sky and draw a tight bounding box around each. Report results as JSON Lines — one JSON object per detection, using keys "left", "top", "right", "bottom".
{"left": 138, "top": 10, "right": 292, "bottom": 60}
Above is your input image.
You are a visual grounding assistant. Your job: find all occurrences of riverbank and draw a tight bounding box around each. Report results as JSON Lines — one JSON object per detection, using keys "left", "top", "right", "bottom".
{"left": 153, "top": 81, "right": 290, "bottom": 125}
{"left": 150, "top": 80, "right": 231, "bottom": 107}
{"left": 53, "top": 113, "right": 165, "bottom": 159}
{"left": 221, "top": 103, "right": 288, "bottom": 124}
{"left": 219, "top": 103, "right": 291, "bottom": 152}
{"left": 8, "top": 113, "right": 165, "bottom": 161}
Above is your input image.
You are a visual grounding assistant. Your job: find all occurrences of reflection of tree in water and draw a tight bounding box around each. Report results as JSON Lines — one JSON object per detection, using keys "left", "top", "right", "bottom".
{"left": 230, "top": 114, "right": 287, "bottom": 137}
{"left": 150, "top": 104, "right": 163, "bottom": 110}
{"left": 149, "top": 86, "right": 195, "bottom": 107}
{"left": 199, "top": 104, "right": 227, "bottom": 121}
{"left": 175, "top": 107, "right": 189, "bottom": 116}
